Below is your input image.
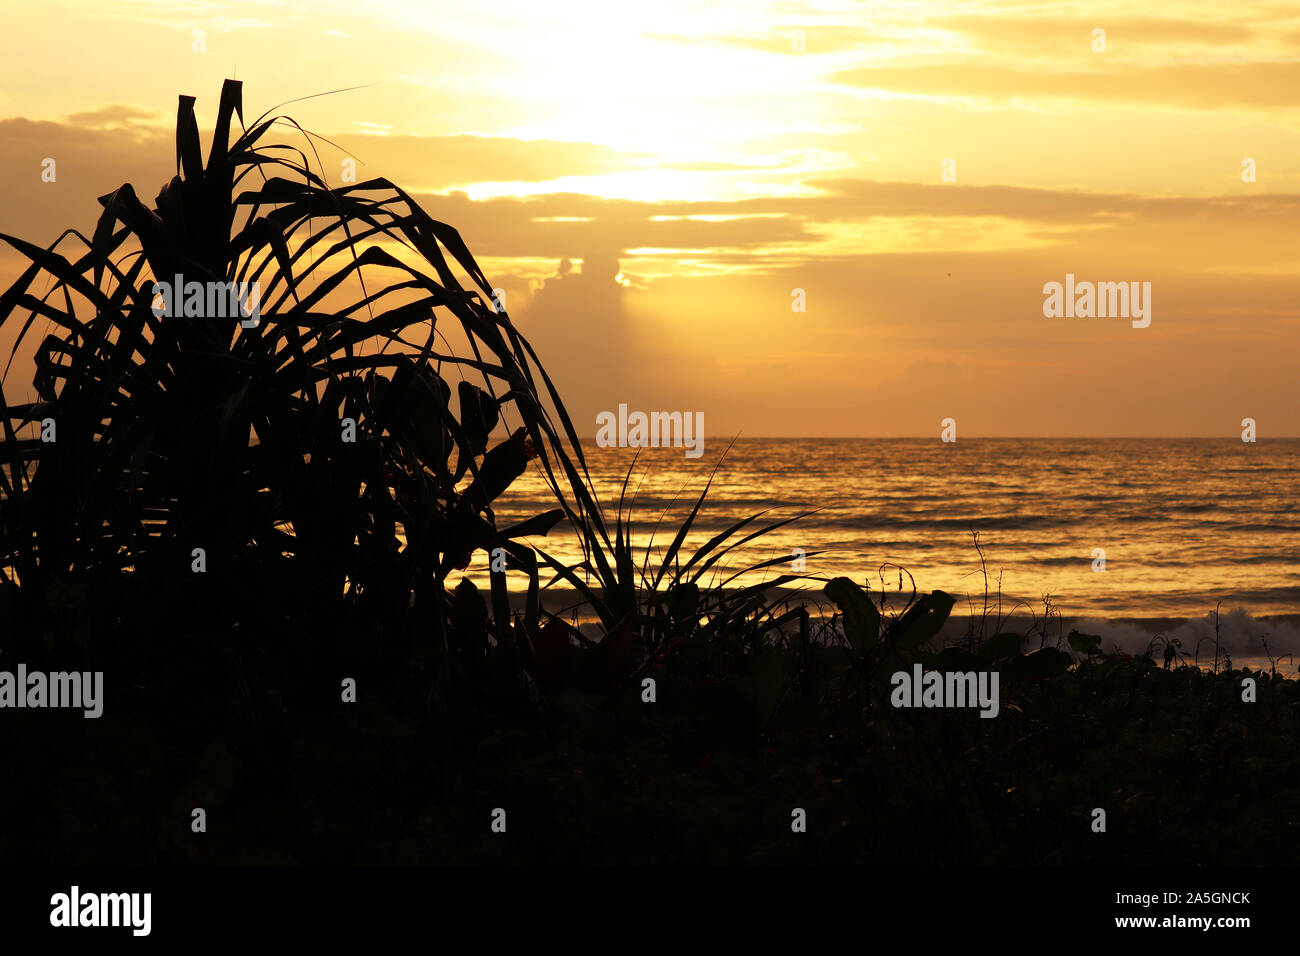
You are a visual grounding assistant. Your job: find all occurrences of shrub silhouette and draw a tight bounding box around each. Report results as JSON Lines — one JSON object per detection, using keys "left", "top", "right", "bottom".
{"left": 0, "top": 80, "right": 593, "bottom": 724}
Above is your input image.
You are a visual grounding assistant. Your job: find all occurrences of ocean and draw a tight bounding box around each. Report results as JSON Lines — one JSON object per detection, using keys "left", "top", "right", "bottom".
{"left": 490, "top": 438, "right": 1300, "bottom": 664}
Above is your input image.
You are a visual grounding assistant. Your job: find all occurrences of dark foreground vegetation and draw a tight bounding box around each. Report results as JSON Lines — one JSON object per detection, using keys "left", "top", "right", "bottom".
{"left": 2, "top": 593, "right": 1298, "bottom": 866}
{"left": 1, "top": 82, "right": 1296, "bottom": 866}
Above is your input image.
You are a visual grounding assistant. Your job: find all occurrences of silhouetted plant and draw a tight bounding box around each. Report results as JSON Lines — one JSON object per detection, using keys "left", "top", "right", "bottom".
{"left": 0, "top": 80, "right": 815, "bottom": 714}
{"left": 0, "top": 80, "right": 587, "bottom": 713}
{"left": 533, "top": 448, "right": 820, "bottom": 685}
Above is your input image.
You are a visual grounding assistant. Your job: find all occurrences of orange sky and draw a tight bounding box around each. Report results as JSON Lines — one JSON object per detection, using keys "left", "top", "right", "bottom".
{"left": 0, "top": 0, "right": 1297, "bottom": 436}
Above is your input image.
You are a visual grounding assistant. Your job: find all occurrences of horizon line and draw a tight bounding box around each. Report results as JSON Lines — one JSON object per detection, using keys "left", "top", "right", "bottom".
{"left": 574, "top": 435, "right": 1300, "bottom": 441}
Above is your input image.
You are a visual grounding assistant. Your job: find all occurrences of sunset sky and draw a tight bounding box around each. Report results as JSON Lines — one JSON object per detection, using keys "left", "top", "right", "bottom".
{"left": 1, "top": 0, "right": 1297, "bottom": 436}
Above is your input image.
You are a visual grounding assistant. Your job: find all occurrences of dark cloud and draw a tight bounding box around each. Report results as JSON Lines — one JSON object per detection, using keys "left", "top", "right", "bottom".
{"left": 831, "top": 61, "right": 1300, "bottom": 109}
{"left": 411, "top": 183, "right": 1300, "bottom": 269}
{"left": 514, "top": 254, "right": 636, "bottom": 425}
{"left": 64, "top": 104, "right": 162, "bottom": 129}
{"left": 343, "top": 134, "right": 649, "bottom": 186}
{"left": 0, "top": 118, "right": 173, "bottom": 243}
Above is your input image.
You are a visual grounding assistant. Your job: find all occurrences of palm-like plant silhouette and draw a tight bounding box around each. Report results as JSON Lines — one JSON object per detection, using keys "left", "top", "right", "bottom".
{"left": 0, "top": 80, "right": 598, "bottom": 696}
{"left": 0, "top": 79, "right": 808, "bottom": 723}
